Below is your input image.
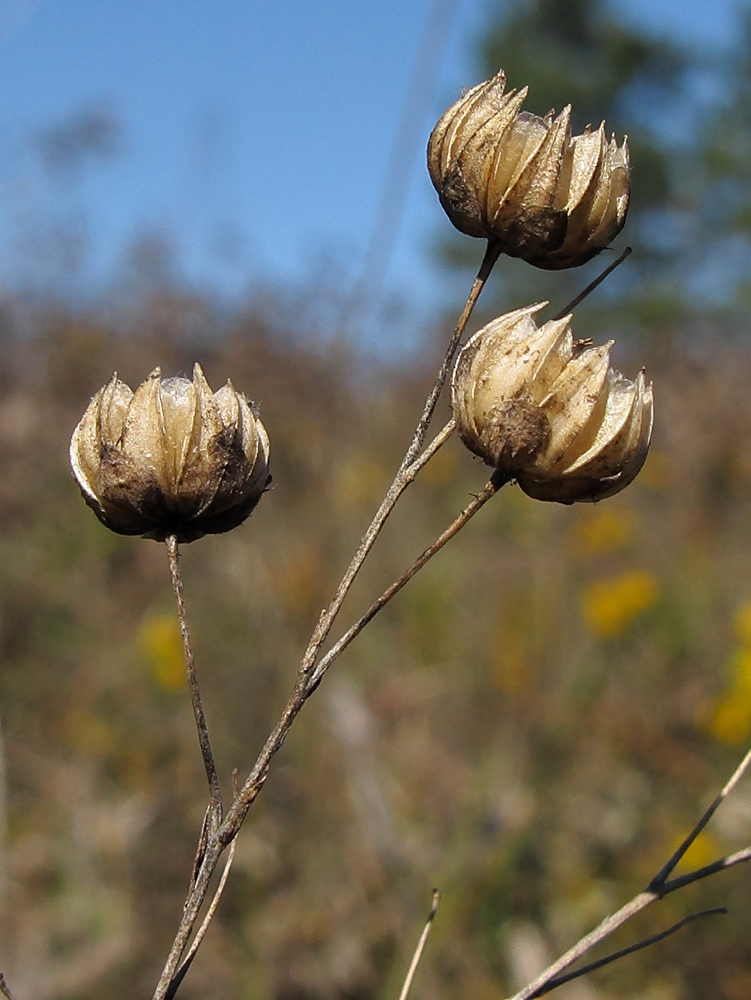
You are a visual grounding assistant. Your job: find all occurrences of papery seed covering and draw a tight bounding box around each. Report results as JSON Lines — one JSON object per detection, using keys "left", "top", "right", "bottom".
{"left": 70, "top": 364, "right": 271, "bottom": 542}
{"left": 428, "top": 70, "right": 630, "bottom": 269}
{"left": 451, "top": 304, "right": 653, "bottom": 503}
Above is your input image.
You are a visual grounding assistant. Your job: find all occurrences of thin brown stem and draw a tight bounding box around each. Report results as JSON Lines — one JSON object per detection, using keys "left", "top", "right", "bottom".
{"left": 223, "top": 471, "right": 504, "bottom": 836}
{"left": 309, "top": 471, "right": 505, "bottom": 688}
{"left": 154, "top": 468, "right": 503, "bottom": 999}
{"left": 397, "top": 890, "right": 441, "bottom": 1000}
{"left": 532, "top": 908, "right": 726, "bottom": 998}
{"left": 507, "top": 892, "right": 657, "bottom": 1000}
{"left": 0, "top": 973, "right": 17, "bottom": 1000}
{"left": 154, "top": 246, "right": 500, "bottom": 999}
{"left": 299, "top": 240, "right": 500, "bottom": 679}
{"left": 552, "top": 246, "right": 632, "bottom": 321}
{"left": 649, "top": 742, "right": 751, "bottom": 890}
{"left": 166, "top": 535, "right": 222, "bottom": 823}
{"left": 660, "top": 844, "right": 751, "bottom": 894}
{"left": 508, "top": 745, "right": 751, "bottom": 1000}
{"left": 187, "top": 805, "right": 212, "bottom": 897}
{"left": 166, "top": 837, "right": 239, "bottom": 1000}
{"left": 153, "top": 840, "right": 223, "bottom": 1000}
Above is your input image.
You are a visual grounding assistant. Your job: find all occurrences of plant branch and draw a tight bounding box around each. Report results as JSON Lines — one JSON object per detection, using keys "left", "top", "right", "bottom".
{"left": 397, "top": 890, "right": 441, "bottom": 1000}
{"left": 165, "top": 836, "right": 239, "bottom": 1000}
{"left": 153, "top": 468, "right": 503, "bottom": 999}
{"left": 552, "top": 246, "right": 632, "bottom": 320}
{"left": 166, "top": 536, "right": 223, "bottom": 825}
{"left": 508, "top": 743, "right": 751, "bottom": 1000}
{"left": 154, "top": 244, "right": 500, "bottom": 999}
{"left": 531, "top": 907, "right": 726, "bottom": 998}
{"left": 649, "top": 742, "right": 751, "bottom": 890}
{"left": 309, "top": 470, "right": 505, "bottom": 688}
{"left": 660, "top": 844, "right": 751, "bottom": 894}
{"left": 298, "top": 239, "right": 500, "bottom": 680}
{"left": 0, "top": 974, "right": 17, "bottom": 1000}
{"left": 224, "top": 470, "right": 504, "bottom": 835}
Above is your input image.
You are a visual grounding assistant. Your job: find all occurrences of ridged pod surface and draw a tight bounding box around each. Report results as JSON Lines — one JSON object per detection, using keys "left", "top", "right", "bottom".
{"left": 428, "top": 70, "right": 630, "bottom": 269}
{"left": 452, "top": 304, "right": 653, "bottom": 503}
{"left": 71, "top": 364, "right": 271, "bottom": 541}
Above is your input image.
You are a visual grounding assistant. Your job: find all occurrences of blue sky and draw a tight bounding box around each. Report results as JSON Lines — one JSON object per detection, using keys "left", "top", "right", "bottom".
{"left": 0, "top": 0, "right": 742, "bottom": 349}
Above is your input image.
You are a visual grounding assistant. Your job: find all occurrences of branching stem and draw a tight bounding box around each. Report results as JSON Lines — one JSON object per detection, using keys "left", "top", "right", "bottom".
{"left": 506, "top": 743, "right": 751, "bottom": 1000}
{"left": 531, "top": 907, "right": 726, "bottom": 998}
{"left": 154, "top": 240, "right": 501, "bottom": 997}
{"left": 154, "top": 467, "right": 503, "bottom": 1000}
{"left": 298, "top": 238, "right": 500, "bottom": 680}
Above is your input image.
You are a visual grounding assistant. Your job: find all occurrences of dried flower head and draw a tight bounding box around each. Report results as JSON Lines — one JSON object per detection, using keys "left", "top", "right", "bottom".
{"left": 452, "top": 304, "right": 653, "bottom": 503}
{"left": 427, "top": 70, "right": 630, "bottom": 269}
{"left": 70, "top": 364, "right": 271, "bottom": 542}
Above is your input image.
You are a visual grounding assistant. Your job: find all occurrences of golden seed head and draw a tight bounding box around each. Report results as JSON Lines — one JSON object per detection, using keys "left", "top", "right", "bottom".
{"left": 427, "top": 70, "right": 630, "bottom": 269}
{"left": 451, "top": 304, "right": 653, "bottom": 503}
{"left": 70, "top": 364, "right": 271, "bottom": 542}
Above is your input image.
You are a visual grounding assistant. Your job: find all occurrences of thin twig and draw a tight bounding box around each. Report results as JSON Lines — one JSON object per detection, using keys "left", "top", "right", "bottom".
{"left": 531, "top": 907, "right": 726, "bottom": 998}
{"left": 660, "top": 844, "right": 751, "bottom": 894}
{"left": 508, "top": 746, "right": 751, "bottom": 1000}
{"left": 299, "top": 240, "right": 500, "bottom": 680}
{"left": 309, "top": 471, "right": 505, "bottom": 688}
{"left": 649, "top": 742, "right": 751, "bottom": 890}
{"left": 225, "top": 472, "right": 503, "bottom": 827}
{"left": 166, "top": 837, "right": 240, "bottom": 1000}
{"left": 0, "top": 973, "right": 17, "bottom": 1000}
{"left": 165, "top": 536, "right": 223, "bottom": 825}
{"left": 397, "top": 890, "right": 441, "bottom": 1000}
{"left": 507, "top": 892, "right": 656, "bottom": 1000}
{"left": 552, "top": 246, "right": 632, "bottom": 320}
{"left": 153, "top": 244, "right": 500, "bottom": 999}
{"left": 153, "top": 470, "right": 503, "bottom": 999}
{"left": 298, "top": 417, "right": 456, "bottom": 683}
{"left": 188, "top": 804, "right": 212, "bottom": 896}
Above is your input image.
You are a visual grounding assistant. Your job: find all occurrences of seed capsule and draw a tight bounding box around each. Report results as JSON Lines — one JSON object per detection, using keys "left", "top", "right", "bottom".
{"left": 70, "top": 364, "right": 271, "bottom": 541}
{"left": 428, "top": 70, "right": 630, "bottom": 269}
{"left": 451, "top": 304, "right": 653, "bottom": 503}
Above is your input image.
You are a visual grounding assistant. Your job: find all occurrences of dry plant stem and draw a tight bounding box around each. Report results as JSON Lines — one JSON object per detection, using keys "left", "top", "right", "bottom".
{"left": 154, "top": 247, "right": 499, "bottom": 1000}
{"left": 534, "top": 907, "right": 726, "bottom": 997}
{"left": 166, "top": 535, "right": 223, "bottom": 824}
{"left": 165, "top": 837, "right": 239, "bottom": 1000}
{"left": 310, "top": 471, "right": 505, "bottom": 688}
{"left": 649, "top": 742, "right": 751, "bottom": 889}
{"left": 168, "top": 768, "right": 240, "bottom": 997}
{"left": 508, "top": 742, "right": 751, "bottom": 1000}
{"left": 153, "top": 472, "right": 502, "bottom": 1000}
{"left": 297, "top": 414, "right": 455, "bottom": 682}
{"left": 0, "top": 973, "right": 17, "bottom": 1000}
{"left": 552, "top": 246, "right": 632, "bottom": 320}
{"left": 225, "top": 470, "right": 503, "bottom": 830}
{"left": 298, "top": 238, "right": 501, "bottom": 679}
{"left": 397, "top": 890, "right": 441, "bottom": 1000}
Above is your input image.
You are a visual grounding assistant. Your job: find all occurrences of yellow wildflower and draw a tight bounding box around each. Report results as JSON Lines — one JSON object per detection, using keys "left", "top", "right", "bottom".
{"left": 581, "top": 570, "right": 659, "bottom": 638}
{"left": 139, "top": 613, "right": 185, "bottom": 693}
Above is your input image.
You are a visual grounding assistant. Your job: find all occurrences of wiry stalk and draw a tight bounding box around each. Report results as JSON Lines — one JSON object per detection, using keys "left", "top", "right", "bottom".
{"left": 153, "top": 243, "right": 501, "bottom": 998}
{"left": 165, "top": 536, "right": 222, "bottom": 826}
{"left": 298, "top": 238, "right": 501, "bottom": 679}
{"left": 397, "top": 891, "right": 441, "bottom": 1000}
{"left": 506, "top": 742, "right": 751, "bottom": 1000}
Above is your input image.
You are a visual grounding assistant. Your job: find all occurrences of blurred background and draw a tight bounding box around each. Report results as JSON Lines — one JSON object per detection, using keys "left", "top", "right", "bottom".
{"left": 3, "top": 0, "right": 751, "bottom": 997}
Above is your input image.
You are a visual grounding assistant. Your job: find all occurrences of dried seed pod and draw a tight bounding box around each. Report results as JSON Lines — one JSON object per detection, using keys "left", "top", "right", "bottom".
{"left": 70, "top": 364, "right": 271, "bottom": 541}
{"left": 452, "top": 304, "right": 653, "bottom": 503}
{"left": 427, "top": 70, "right": 630, "bottom": 269}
